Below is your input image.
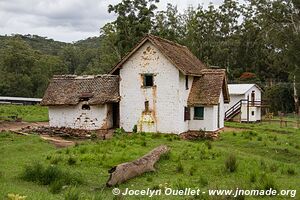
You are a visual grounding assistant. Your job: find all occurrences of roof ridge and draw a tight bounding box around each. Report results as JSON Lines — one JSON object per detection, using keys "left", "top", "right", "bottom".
{"left": 147, "top": 34, "right": 187, "bottom": 48}
{"left": 53, "top": 74, "right": 118, "bottom": 80}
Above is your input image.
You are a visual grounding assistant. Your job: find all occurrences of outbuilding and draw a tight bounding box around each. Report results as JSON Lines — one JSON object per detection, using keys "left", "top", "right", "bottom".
{"left": 224, "top": 84, "right": 262, "bottom": 122}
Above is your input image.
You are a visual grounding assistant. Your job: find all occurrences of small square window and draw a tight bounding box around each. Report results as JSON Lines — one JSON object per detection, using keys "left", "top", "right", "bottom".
{"left": 143, "top": 74, "right": 153, "bottom": 87}
{"left": 194, "top": 107, "right": 204, "bottom": 120}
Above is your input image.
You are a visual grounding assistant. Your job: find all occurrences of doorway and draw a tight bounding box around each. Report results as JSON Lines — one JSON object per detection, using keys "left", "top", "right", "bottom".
{"left": 112, "top": 103, "right": 119, "bottom": 128}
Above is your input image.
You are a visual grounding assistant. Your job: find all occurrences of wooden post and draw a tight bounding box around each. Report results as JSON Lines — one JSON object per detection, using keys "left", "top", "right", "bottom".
{"left": 247, "top": 95, "right": 249, "bottom": 123}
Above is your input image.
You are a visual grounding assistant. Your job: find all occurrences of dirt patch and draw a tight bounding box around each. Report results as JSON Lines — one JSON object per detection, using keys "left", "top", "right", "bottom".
{"left": 0, "top": 121, "right": 48, "bottom": 131}
{"left": 40, "top": 135, "right": 75, "bottom": 148}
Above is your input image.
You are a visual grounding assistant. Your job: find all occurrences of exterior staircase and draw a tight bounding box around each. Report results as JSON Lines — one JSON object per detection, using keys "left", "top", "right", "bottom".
{"left": 225, "top": 99, "right": 245, "bottom": 121}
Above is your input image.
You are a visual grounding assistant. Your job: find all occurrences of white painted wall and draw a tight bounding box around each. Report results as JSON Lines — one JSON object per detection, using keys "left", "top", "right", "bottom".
{"left": 48, "top": 102, "right": 112, "bottom": 130}
{"left": 119, "top": 41, "right": 225, "bottom": 133}
{"left": 119, "top": 42, "right": 181, "bottom": 134}
{"left": 188, "top": 106, "right": 216, "bottom": 131}
{"left": 188, "top": 91, "right": 225, "bottom": 132}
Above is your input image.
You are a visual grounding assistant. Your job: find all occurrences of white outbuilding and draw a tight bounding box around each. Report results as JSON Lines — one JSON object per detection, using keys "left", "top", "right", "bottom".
{"left": 224, "top": 84, "right": 262, "bottom": 122}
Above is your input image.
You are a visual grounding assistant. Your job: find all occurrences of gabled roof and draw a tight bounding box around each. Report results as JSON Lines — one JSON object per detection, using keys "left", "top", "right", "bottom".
{"left": 228, "top": 84, "right": 262, "bottom": 95}
{"left": 188, "top": 69, "right": 230, "bottom": 106}
{"left": 109, "top": 34, "right": 207, "bottom": 76}
{"left": 41, "top": 75, "right": 119, "bottom": 106}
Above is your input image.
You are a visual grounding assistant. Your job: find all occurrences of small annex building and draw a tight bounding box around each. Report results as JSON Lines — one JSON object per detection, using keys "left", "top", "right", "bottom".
{"left": 42, "top": 34, "right": 230, "bottom": 133}
{"left": 224, "top": 84, "right": 262, "bottom": 122}
{"left": 41, "top": 75, "right": 120, "bottom": 130}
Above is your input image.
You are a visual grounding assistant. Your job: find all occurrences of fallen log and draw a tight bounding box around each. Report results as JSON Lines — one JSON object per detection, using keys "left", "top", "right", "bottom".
{"left": 106, "top": 145, "right": 170, "bottom": 187}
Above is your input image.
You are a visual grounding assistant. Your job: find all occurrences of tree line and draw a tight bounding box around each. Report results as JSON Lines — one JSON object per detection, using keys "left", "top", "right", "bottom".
{"left": 0, "top": 0, "right": 299, "bottom": 114}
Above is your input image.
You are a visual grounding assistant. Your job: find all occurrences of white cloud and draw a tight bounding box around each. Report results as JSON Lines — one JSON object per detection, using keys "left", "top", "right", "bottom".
{"left": 0, "top": 0, "right": 234, "bottom": 42}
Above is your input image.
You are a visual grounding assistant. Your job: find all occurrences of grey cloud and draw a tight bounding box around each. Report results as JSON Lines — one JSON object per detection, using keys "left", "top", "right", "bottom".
{"left": 0, "top": 0, "right": 228, "bottom": 42}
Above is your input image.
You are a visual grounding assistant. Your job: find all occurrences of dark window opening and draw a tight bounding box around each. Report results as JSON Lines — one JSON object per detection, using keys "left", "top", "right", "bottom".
{"left": 145, "top": 101, "right": 149, "bottom": 112}
{"left": 184, "top": 107, "right": 190, "bottom": 121}
{"left": 185, "top": 75, "right": 189, "bottom": 90}
{"left": 252, "top": 111, "right": 255, "bottom": 116}
{"left": 82, "top": 104, "right": 90, "bottom": 110}
{"left": 143, "top": 74, "right": 154, "bottom": 87}
{"left": 194, "top": 107, "right": 204, "bottom": 120}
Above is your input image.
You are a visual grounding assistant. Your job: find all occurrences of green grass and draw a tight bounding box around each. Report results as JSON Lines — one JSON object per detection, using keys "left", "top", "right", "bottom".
{"left": 0, "top": 105, "right": 48, "bottom": 122}
{"left": 0, "top": 125, "right": 299, "bottom": 199}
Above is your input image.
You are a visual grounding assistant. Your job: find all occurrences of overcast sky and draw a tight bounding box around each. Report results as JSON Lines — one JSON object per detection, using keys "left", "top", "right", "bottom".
{"left": 0, "top": 0, "right": 226, "bottom": 43}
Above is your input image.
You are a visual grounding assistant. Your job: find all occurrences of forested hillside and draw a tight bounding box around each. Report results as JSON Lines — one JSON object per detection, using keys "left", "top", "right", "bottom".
{"left": 0, "top": 0, "right": 299, "bottom": 114}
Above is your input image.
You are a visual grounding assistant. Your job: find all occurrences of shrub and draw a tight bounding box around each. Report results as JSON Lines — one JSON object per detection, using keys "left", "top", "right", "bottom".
{"left": 259, "top": 173, "right": 277, "bottom": 191}
{"left": 176, "top": 162, "right": 184, "bottom": 173}
{"left": 114, "top": 127, "right": 125, "bottom": 135}
{"left": 20, "top": 162, "right": 83, "bottom": 193}
{"left": 225, "top": 154, "right": 237, "bottom": 172}
{"left": 232, "top": 132, "right": 237, "bottom": 136}
{"left": 49, "top": 180, "right": 64, "bottom": 194}
{"left": 67, "top": 156, "right": 77, "bottom": 165}
{"left": 160, "top": 151, "right": 171, "bottom": 161}
{"left": 269, "top": 163, "right": 278, "bottom": 172}
{"left": 287, "top": 167, "right": 296, "bottom": 175}
{"left": 64, "top": 187, "right": 81, "bottom": 200}
{"left": 189, "top": 165, "right": 197, "bottom": 176}
{"left": 249, "top": 172, "right": 257, "bottom": 183}
{"left": 132, "top": 125, "right": 137, "bottom": 133}
{"left": 257, "top": 136, "right": 263, "bottom": 141}
{"left": 205, "top": 141, "right": 212, "bottom": 149}
{"left": 141, "top": 140, "right": 147, "bottom": 147}
{"left": 90, "top": 132, "right": 97, "bottom": 140}
{"left": 198, "top": 176, "right": 208, "bottom": 187}
{"left": 50, "top": 155, "right": 63, "bottom": 165}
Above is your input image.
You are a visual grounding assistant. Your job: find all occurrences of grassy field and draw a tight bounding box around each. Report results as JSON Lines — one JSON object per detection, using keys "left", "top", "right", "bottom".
{"left": 0, "top": 105, "right": 48, "bottom": 122}
{"left": 0, "top": 123, "right": 299, "bottom": 199}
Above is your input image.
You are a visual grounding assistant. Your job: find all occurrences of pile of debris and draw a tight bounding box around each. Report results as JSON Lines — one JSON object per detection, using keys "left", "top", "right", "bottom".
{"left": 20, "top": 126, "right": 112, "bottom": 139}
{"left": 180, "top": 130, "right": 219, "bottom": 141}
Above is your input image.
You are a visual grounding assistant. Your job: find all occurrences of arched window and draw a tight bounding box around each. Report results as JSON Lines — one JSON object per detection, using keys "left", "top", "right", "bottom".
{"left": 82, "top": 104, "right": 90, "bottom": 110}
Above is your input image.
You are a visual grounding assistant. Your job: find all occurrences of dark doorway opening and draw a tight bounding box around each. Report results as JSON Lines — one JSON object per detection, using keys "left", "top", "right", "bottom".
{"left": 112, "top": 103, "right": 120, "bottom": 128}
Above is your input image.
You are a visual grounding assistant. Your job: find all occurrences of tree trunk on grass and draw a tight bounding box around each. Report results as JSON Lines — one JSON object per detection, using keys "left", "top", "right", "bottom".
{"left": 106, "top": 145, "right": 169, "bottom": 187}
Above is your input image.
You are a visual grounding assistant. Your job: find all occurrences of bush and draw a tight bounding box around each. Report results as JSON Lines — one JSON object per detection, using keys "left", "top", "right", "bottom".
{"left": 64, "top": 187, "right": 81, "bottom": 200}
{"left": 49, "top": 180, "right": 64, "bottom": 194}
{"left": 114, "top": 127, "right": 125, "bottom": 135}
{"left": 67, "top": 156, "right": 77, "bottom": 165}
{"left": 20, "top": 162, "right": 83, "bottom": 194}
{"left": 259, "top": 173, "right": 277, "bottom": 191}
{"left": 189, "top": 165, "right": 197, "bottom": 176}
{"left": 205, "top": 141, "right": 212, "bottom": 149}
{"left": 176, "top": 162, "right": 184, "bottom": 173}
{"left": 287, "top": 167, "right": 296, "bottom": 175}
{"left": 249, "top": 172, "right": 257, "bottom": 183}
{"left": 132, "top": 125, "right": 137, "bottom": 133}
{"left": 160, "top": 151, "right": 171, "bottom": 161}
{"left": 225, "top": 154, "right": 237, "bottom": 172}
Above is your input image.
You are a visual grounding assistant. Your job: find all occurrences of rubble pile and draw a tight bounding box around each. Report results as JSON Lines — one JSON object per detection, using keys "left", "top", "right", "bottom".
{"left": 20, "top": 126, "right": 110, "bottom": 139}
{"left": 180, "top": 131, "right": 219, "bottom": 141}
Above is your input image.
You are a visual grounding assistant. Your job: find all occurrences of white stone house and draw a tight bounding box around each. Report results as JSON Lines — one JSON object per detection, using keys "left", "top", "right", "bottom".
{"left": 224, "top": 84, "right": 262, "bottom": 122}
{"left": 42, "top": 35, "right": 230, "bottom": 134}
{"left": 109, "top": 35, "right": 229, "bottom": 134}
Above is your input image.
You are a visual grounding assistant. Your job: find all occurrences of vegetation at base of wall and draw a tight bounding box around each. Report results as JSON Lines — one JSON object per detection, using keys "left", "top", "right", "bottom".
{"left": 0, "top": 105, "right": 48, "bottom": 122}
{"left": 0, "top": 121, "right": 299, "bottom": 199}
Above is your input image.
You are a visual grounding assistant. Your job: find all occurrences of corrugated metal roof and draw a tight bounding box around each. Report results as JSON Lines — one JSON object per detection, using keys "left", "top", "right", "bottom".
{"left": 0, "top": 96, "right": 42, "bottom": 102}
{"left": 228, "top": 84, "right": 260, "bottom": 95}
